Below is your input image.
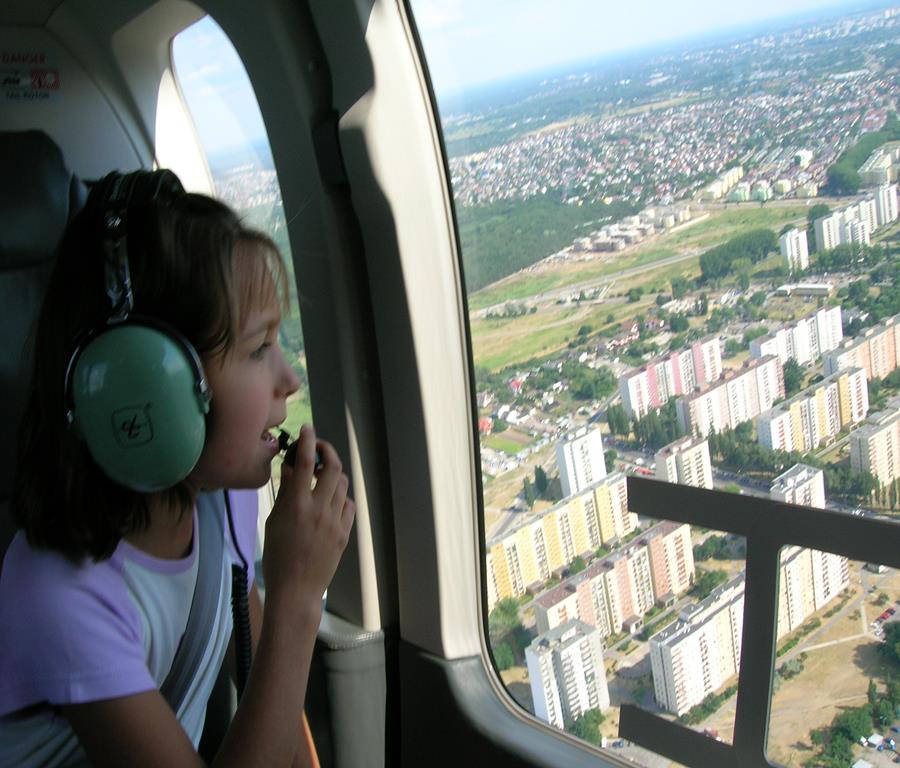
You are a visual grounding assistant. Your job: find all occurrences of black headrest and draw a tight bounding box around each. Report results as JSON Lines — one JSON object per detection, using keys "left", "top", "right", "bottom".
{"left": 0, "top": 131, "right": 87, "bottom": 270}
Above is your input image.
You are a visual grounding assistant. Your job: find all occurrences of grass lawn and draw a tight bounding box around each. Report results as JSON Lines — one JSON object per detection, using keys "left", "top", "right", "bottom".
{"left": 467, "top": 203, "right": 809, "bottom": 312}
{"left": 483, "top": 434, "right": 531, "bottom": 455}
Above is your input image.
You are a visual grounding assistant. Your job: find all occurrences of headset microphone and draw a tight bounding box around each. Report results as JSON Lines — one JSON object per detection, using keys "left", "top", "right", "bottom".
{"left": 63, "top": 170, "right": 211, "bottom": 492}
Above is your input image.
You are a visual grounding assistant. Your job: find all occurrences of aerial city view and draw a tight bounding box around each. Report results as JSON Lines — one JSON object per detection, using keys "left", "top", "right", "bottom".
{"left": 420, "top": 2, "right": 900, "bottom": 767}
{"left": 183, "top": 2, "right": 900, "bottom": 766}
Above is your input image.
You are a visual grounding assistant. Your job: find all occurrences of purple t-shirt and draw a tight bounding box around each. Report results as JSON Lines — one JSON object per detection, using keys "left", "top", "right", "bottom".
{"left": 0, "top": 490, "right": 258, "bottom": 765}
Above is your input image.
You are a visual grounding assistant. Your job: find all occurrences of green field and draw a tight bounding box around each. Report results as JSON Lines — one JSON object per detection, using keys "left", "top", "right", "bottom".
{"left": 483, "top": 435, "right": 529, "bottom": 455}
{"left": 467, "top": 202, "right": 809, "bottom": 313}
{"left": 468, "top": 201, "right": 812, "bottom": 372}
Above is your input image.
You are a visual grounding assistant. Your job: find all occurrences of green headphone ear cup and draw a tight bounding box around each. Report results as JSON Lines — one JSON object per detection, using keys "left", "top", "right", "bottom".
{"left": 70, "top": 325, "right": 207, "bottom": 491}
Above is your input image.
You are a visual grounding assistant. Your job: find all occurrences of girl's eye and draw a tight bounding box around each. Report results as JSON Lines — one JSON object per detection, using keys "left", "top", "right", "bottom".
{"left": 250, "top": 342, "right": 272, "bottom": 360}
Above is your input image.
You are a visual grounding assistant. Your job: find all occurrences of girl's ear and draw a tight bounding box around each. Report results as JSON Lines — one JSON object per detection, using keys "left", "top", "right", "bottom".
{"left": 66, "top": 322, "right": 210, "bottom": 492}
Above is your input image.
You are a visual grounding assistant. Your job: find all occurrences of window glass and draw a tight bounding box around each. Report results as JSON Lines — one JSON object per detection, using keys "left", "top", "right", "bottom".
{"left": 169, "top": 16, "right": 312, "bottom": 492}
{"left": 408, "top": 0, "right": 900, "bottom": 762}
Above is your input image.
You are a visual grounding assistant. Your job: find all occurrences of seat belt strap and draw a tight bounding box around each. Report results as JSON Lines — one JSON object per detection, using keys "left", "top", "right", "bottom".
{"left": 159, "top": 491, "right": 225, "bottom": 713}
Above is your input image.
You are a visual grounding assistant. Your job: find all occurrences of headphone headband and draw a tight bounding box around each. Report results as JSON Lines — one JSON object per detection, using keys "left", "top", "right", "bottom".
{"left": 65, "top": 169, "right": 211, "bottom": 492}
{"left": 87, "top": 171, "right": 186, "bottom": 321}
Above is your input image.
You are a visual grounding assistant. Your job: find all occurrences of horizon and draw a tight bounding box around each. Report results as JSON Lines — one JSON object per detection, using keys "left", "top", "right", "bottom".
{"left": 413, "top": 0, "right": 891, "bottom": 99}
{"left": 176, "top": 0, "right": 895, "bottom": 156}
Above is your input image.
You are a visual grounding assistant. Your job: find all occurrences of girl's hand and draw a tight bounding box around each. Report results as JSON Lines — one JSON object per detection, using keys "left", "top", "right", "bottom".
{"left": 262, "top": 424, "right": 356, "bottom": 624}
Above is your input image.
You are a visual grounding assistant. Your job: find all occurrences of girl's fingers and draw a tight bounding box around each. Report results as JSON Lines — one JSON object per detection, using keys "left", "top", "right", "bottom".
{"left": 293, "top": 425, "right": 319, "bottom": 481}
{"left": 331, "top": 475, "right": 350, "bottom": 515}
{"left": 341, "top": 498, "right": 356, "bottom": 529}
{"left": 312, "top": 440, "right": 343, "bottom": 502}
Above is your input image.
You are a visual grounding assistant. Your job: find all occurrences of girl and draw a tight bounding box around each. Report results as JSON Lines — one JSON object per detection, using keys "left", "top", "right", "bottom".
{"left": 0, "top": 170, "right": 355, "bottom": 766}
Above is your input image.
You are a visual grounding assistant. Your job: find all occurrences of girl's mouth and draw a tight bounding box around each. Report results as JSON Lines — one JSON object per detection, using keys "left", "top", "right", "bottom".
{"left": 261, "top": 429, "right": 279, "bottom": 449}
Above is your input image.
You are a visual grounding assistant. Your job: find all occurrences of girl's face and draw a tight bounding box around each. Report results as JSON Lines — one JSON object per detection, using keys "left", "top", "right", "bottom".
{"left": 190, "top": 288, "right": 300, "bottom": 491}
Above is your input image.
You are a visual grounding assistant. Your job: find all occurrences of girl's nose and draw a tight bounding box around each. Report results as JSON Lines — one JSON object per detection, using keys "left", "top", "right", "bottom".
{"left": 276, "top": 345, "right": 301, "bottom": 397}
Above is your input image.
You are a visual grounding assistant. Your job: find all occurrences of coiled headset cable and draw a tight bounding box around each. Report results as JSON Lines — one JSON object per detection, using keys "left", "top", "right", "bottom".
{"left": 224, "top": 492, "right": 252, "bottom": 699}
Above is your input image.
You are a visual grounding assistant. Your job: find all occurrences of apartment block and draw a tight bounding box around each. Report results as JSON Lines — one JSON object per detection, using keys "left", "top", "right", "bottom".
{"left": 692, "top": 336, "right": 723, "bottom": 389}
{"left": 850, "top": 406, "right": 900, "bottom": 488}
{"left": 757, "top": 368, "right": 860, "bottom": 452}
{"left": 751, "top": 307, "right": 842, "bottom": 366}
{"left": 619, "top": 337, "right": 721, "bottom": 419}
{"left": 779, "top": 227, "right": 809, "bottom": 272}
{"left": 486, "top": 473, "right": 637, "bottom": 610}
{"left": 778, "top": 546, "right": 849, "bottom": 636}
{"left": 814, "top": 211, "right": 842, "bottom": 252}
{"left": 770, "top": 464, "right": 826, "bottom": 509}
{"left": 556, "top": 425, "right": 607, "bottom": 497}
{"left": 642, "top": 521, "right": 695, "bottom": 601}
{"left": 676, "top": 356, "right": 784, "bottom": 438}
{"left": 650, "top": 575, "right": 744, "bottom": 716}
{"left": 526, "top": 620, "right": 610, "bottom": 729}
{"left": 824, "top": 315, "right": 900, "bottom": 379}
{"left": 814, "top": 198, "right": 881, "bottom": 251}
{"left": 875, "top": 183, "right": 899, "bottom": 227}
{"left": 650, "top": 549, "right": 848, "bottom": 716}
{"left": 532, "top": 521, "right": 694, "bottom": 637}
{"left": 655, "top": 436, "right": 713, "bottom": 489}
{"left": 533, "top": 540, "right": 654, "bottom": 638}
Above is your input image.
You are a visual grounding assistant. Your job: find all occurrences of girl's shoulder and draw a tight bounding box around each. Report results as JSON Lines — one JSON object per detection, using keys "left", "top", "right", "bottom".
{"left": 0, "top": 530, "right": 129, "bottom": 609}
{"left": 0, "top": 533, "right": 151, "bottom": 716}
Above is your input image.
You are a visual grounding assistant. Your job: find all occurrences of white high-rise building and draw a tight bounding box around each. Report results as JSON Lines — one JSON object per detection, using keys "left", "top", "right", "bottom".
{"left": 780, "top": 228, "right": 809, "bottom": 272}
{"left": 650, "top": 555, "right": 848, "bottom": 716}
{"left": 751, "top": 307, "right": 842, "bottom": 366}
{"left": 814, "top": 212, "right": 842, "bottom": 252}
{"left": 842, "top": 218, "right": 871, "bottom": 247}
{"left": 850, "top": 407, "right": 900, "bottom": 488}
{"left": 526, "top": 620, "right": 610, "bottom": 729}
{"left": 875, "top": 183, "right": 899, "bottom": 227}
{"left": 770, "top": 464, "right": 826, "bottom": 509}
{"left": 655, "top": 436, "right": 713, "bottom": 489}
{"left": 814, "top": 306, "right": 843, "bottom": 357}
{"left": 556, "top": 426, "right": 607, "bottom": 498}
{"left": 676, "top": 356, "right": 784, "bottom": 438}
{"left": 650, "top": 576, "right": 744, "bottom": 716}
{"left": 691, "top": 336, "right": 723, "bottom": 389}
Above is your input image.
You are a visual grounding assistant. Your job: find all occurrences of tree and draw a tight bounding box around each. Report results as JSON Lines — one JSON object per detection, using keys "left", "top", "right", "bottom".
{"left": 534, "top": 465, "right": 549, "bottom": 495}
{"left": 671, "top": 276, "right": 690, "bottom": 299}
{"left": 607, "top": 404, "right": 630, "bottom": 436}
{"left": 570, "top": 709, "right": 605, "bottom": 747}
{"left": 848, "top": 279, "right": 870, "bottom": 306}
{"left": 569, "top": 556, "right": 586, "bottom": 575}
{"left": 878, "top": 698, "right": 894, "bottom": 727}
{"left": 604, "top": 448, "right": 617, "bottom": 469}
{"left": 627, "top": 287, "right": 644, "bottom": 303}
{"left": 493, "top": 642, "right": 514, "bottom": 671}
{"left": 690, "top": 569, "right": 729, "bottom": 600}
{"left": 669, "top": 314, "right": 689, "bottom": 332}
{"left": 783, "top": 359, "right": 804, "bottom": 396}
{"left": 522, "top": 478, "right": 536, "bottom": 509}
{"left": 806, "top": 204, "right": 831, "bottom": 254}
{"left": 825, "top": 163, "right": 860, "bottom": 195}
{"left": 697, "top": 293, "right": 709, "bottom": 315}
{"left": 699, "top": 229, "right": 777, "bottom": 281}
{"left": 488, "top": 598, "right": 521, "bottom": 642}
{"left": 880, "top": 621, "right": 900, "bottom": 665}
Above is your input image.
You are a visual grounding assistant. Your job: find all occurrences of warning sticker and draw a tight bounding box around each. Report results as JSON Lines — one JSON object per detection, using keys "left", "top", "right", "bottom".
{"left": 2, "top": 52, "right": 59, "bottom": 101}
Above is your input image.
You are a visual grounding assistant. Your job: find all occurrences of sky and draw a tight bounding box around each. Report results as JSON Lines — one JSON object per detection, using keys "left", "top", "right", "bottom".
{"left": 172, "top": 18, "right": 267, "bottom": 156}
{"left": 411, "top": 0, "right": 872, "bottom": 93}
{"left": 172, "top": 0, "right": 875, "bottom": 155}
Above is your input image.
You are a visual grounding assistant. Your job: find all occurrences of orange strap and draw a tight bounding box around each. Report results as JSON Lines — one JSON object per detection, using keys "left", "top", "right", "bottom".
{"left": 302, "top": 712, "right": 320, "bottom": 768}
